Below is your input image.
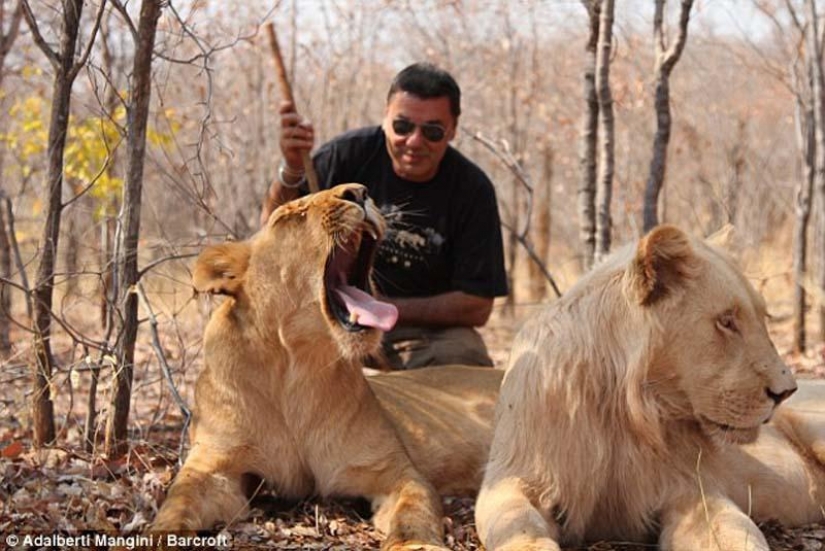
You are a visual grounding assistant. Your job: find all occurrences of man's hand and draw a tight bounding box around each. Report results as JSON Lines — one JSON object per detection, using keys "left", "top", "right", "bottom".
{"left": 387, "top": 291, "right": 494, "bottom": 328}
{"left": 279, "top": 100, "right": 314, "bottom": 170}
{"left": 261, "top": 101, "right": 317, "bottom": 226}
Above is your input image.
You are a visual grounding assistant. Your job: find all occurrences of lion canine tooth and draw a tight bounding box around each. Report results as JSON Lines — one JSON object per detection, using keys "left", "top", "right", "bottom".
{"left": 349, "top": 311, "right": 359, "bottom": 324}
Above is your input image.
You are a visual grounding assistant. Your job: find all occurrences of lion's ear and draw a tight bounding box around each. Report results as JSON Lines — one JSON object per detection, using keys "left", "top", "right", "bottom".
{"left": 625, "top": 225, "right": 701, "bottom": 306}
{"left": 193, "top": 242, "right": 252, "bottom": 296}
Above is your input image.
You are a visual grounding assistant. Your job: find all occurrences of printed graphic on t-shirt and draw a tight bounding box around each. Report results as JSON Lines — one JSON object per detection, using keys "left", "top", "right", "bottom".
{"left": 378, "top": 204, "right": 445, "bottom": 270}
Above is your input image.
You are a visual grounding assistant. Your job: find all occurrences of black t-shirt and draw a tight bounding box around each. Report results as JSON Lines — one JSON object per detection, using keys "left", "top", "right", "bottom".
{"left": 306, "top": 126, "right": 508, "bottom": 299}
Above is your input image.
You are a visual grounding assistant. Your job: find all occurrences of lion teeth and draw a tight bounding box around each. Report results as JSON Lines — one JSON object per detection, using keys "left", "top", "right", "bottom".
{"left": 349, "top": 312, "right": 359, "bottom": 324}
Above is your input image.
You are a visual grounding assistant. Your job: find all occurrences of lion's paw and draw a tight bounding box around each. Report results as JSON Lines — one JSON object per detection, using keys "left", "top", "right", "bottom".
{"left": 384, "top": 544, "right": 450, "bottom": 551}
{"left": 496, "top": 539, "right": 561, "bottom": 551}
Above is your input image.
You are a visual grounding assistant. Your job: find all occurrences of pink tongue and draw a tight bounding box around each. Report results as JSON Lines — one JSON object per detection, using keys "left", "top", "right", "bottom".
{"left": 335, "top": 285, "right": 398, "bottom": 331}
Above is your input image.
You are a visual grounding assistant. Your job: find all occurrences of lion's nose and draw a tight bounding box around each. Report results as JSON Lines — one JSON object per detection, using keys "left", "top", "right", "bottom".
{"left": 336, "top": 183, "right": 367, "bottom": 206}
{"left": 766, "top": 385, "right": 796, "bottom": 406}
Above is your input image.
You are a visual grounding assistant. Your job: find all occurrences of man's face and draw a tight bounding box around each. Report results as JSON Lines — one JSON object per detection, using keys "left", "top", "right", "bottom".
{"left": 382, "top": 91, "right": 456, "bottom": 182}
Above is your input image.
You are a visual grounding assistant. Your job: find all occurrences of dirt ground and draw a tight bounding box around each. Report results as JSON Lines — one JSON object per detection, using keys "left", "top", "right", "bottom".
{"left": 1, "top": 310, "right": 825, "bottom": 550}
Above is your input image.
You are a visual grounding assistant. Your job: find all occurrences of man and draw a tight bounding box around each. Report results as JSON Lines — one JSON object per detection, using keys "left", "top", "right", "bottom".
{"left": 261, "top": 62, "right": 507, "bottom": 369}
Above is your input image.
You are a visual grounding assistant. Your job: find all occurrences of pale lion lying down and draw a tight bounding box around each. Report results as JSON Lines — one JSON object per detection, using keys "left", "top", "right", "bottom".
{"left": 476, "top": 225, "right": 825, "bottom": 551}
{"left": 152, "top": 184, "right": 502, "bottom": 550}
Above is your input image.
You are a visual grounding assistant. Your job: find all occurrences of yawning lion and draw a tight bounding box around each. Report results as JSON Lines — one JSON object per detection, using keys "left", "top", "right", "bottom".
{"left": 152, "top": 183, "right": 502, "bottom": 550}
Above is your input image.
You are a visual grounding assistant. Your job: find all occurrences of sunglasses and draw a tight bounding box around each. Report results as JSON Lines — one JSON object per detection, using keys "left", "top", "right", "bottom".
{"left": 391, "top": 119, "right": 447, "bottom": 142}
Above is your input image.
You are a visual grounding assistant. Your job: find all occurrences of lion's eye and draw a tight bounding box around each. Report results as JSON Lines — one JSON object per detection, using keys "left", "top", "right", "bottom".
{"left": 716, "top": 311, "right": 739, "bottom": 334}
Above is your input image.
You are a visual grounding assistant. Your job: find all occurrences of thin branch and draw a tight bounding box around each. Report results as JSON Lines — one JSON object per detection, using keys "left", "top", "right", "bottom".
{"left": 68, "top": 0, "right": 108, "bottom": 82}
{"left": 137, "top": 251, "right": 198, "bottom": 279}
{"left": 0, "top": 195, "right": 31, "bottom": 319}
{"left": 474, "top": 133, "right": 533, "bottom": 235}
{"left": 0, "top": 0, "right": 24, "bottom": 57}
{"left": 108, "top": 0, "right": 137, "bottom": 42}
{"left": 153, "top": 25, "right": 257, "bottom": 66}
{"left": 654, "top": 0, "right": 665, "bottom": 54}
{"left": 470, "top": 129, "right": 562, "bottom": 298}
{"left": 1, "top": 272, "right": 112, "bottom": 350}
{"left": 62, "top": 139, "right": 122, "bottom": 210}
{"left": 661, "top": 0, "right": 694, "bottom": 77}
{"left": 20, "top": 0, "right": 59, "bottom": 68}
{"left": 782, "top": 0, "right": 801, "bottom": 32}
{"left": 136, "top": 281, "right": 191, "bottom": 462}
{"left": 499, "top": 219, "right": 563, "bottom": 299}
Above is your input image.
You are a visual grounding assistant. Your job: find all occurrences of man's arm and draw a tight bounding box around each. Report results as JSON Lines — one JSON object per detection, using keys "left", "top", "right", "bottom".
{"left": 261, "top": 178, "right": 302, "bottom": 225}
{"left": 387, "top": 290, "right": 494, "bottom": 328}
{"left": 260, "top": 101, "right": 314, "bottom": 225}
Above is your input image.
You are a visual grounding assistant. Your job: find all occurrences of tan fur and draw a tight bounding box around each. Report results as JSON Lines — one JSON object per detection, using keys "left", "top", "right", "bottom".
{"left": 151, "top": 184, "right": 502, "bottom": 551}
{"left": 476, "top": 225, "right": 824, "bottom": 551}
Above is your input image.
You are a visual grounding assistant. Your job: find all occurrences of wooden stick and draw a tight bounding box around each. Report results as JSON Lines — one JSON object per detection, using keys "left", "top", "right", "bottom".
{"left": 266, "top": 22, "right": 319, "bottom": 193}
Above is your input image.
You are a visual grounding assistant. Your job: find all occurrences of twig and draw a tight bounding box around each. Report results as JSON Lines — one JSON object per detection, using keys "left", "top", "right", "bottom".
{"left": 265, "top": 21, "right": 319, "bottom": 193}
{"left": 135, "top": 282, "right": 191, "bottom": 463}
{"left": 695, "top": 449, "right": 724, "bottom": 550}
{"left": 67, "top": 0, "right": 108, "bottom": 82}
{"left": 470, "top": 130, "right": 562, "bottom": 298}
{"left": 0, "top": 194, "right": 30, "bottom": 319}
{"left": 137, "top": 252, "right": 199, "bottom": 279}
{"left": 20, "top": 0, "right": 59, "bottom": 68}
{"left": 500, "top": 220, "right": 562, "bottom": 299}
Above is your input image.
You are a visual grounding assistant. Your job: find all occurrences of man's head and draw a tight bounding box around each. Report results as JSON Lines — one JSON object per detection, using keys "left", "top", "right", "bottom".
{"left": 382, "top": 62, "right": 460, "bottom": 182}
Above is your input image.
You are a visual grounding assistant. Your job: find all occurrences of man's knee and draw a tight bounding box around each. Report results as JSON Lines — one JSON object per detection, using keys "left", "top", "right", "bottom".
{"left": 382, "top": 326, "right": 494, "bottom": 369}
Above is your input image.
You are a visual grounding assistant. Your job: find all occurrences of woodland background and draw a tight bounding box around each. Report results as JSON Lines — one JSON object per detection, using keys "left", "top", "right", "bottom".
{"left": 1, "top": 0, "right": 825, "bottom": 549}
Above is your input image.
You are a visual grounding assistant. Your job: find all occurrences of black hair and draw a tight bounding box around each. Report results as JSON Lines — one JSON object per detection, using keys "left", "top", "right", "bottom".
{"left": 387, "top": 62, "right": 461, "bottom": 119}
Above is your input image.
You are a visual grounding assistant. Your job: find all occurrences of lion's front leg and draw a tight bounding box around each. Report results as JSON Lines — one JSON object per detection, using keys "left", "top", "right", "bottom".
{"left": 660, "top": 494, "right": 768, "bottom": 551}
{"left": 371, "top": 471, "right": 447, "bottom": 551}
{"left": 774, "top": 400, "right": 825, "bottom": 465}
{"left": 152, "top": 446, "right": 251, "bottom": 533}
{"left": 475, "top": 476, "right": 561, "bottom": 551}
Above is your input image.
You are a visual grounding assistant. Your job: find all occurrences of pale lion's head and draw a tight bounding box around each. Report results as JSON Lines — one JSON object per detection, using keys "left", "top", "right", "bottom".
{"left": 623, "top": 225, "right": 797, "bottom": 445}
{"left": 192, "top": 183, "right": 398, "bottom": 362}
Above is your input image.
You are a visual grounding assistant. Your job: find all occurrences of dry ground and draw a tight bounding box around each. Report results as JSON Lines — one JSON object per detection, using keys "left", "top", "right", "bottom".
{"left": 1, "top": 308, "right": 825, "bottom": 550}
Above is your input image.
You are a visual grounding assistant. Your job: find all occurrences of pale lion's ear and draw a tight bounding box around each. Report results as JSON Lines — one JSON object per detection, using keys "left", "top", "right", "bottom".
{"left": 706, "top": 223, "right": 736, "bottom": 250}
{"left": 624, "top": 225, "right": 702, "bottom": 306}
{"left": 192, "top": 242, "right": 252, "bottom": 296}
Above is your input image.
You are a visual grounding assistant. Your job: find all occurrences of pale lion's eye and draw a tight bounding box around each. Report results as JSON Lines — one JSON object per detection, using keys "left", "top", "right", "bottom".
{"left": 716, "top": 311, "right": 739, "bottom": 334}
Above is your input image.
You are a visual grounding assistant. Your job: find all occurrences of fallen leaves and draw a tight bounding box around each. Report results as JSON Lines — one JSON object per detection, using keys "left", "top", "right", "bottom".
{"left": 1, "top": 440, "right": 23, "bottom": 458}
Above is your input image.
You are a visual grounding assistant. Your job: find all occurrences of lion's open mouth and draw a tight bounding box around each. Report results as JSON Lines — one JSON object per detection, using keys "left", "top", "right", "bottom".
{"left": 324, "top": 224, "right": 398, "bottom": 333}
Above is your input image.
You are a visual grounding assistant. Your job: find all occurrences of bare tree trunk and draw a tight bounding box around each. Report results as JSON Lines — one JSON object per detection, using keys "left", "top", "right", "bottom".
{"left": 725, "top": 120, "right": 746, "bottom": 224}
{"left": 0, "top": 205, "right": 10, "bottom": 354}
{"left": 594, "top": 0, "right": 615, "bottom": 263}
{"left": 0, "top": 0, "right": 24, "bottom": 356}
{"left": 807, "top": 0, "right": 825, "bottom": 344}
{"left": 24, "top": 0, "right": 86, "bottom": 447}
{"left": 98, "top": 12, "right": 121, "bottom": 332}
{"left": 104, "top": 0, "right": 163, "bottom": 458}
{"left": 501, "top": 9, "right": 521, "bottom": 316}
{"left": 527, "top": 145, "right": 553, "bottom": 302}
{"left": 806, "top": 0, "right": 825, "bottom": 341}
{"left": 63, "top": 209, "right": 80, "bottom": 297}
{"left": 578, "top": 0, "right": 599, "bottom": 271}
{"left": 793, "top": 82, "right": 814, "bottom": 353}
{"left": 643, "top": 0, "right": 694, "bottom": 232}
{"left": 0, "top": 171, "right": 10, "bottom": 358}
